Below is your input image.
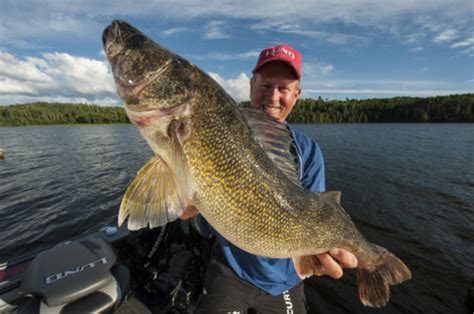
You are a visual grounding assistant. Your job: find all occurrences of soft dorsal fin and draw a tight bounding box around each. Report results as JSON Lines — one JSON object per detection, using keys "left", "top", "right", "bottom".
{"left": 241, "top": 107, "right": 301, "bottom": 187}
{"left": 318, "top": 191, "right": 342, "bottom": 204}
{"left": 316, "top": 191, "right": 353, "bottom": 222}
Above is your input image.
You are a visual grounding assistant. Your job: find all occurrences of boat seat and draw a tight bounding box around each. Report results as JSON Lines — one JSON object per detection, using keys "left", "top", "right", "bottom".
{"left": 17, "top": 236, "right": 130, "bottom": 313}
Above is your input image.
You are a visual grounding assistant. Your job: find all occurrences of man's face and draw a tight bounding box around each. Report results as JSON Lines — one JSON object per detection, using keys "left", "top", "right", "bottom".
{"left": 250, "top": 61, "right": 301, "bottom": 122}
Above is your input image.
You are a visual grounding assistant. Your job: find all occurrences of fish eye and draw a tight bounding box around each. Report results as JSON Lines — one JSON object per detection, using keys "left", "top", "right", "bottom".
{"left": 128, "top": 33, "right": 148, "bottom": 49}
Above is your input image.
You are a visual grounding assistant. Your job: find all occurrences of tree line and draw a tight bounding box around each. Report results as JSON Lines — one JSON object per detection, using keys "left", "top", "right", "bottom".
{"left": 0, "top": 94, "right": 472, "bottom": 126}
{"left": 0, "top": 102, "right": 129, "bottom": 126}
{"left": 286, "top": 93, "right": 473, "bottom": 123}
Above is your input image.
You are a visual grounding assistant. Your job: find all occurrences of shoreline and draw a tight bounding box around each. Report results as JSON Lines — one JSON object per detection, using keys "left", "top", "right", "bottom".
{"left": 1, "top": 121, "right": 473, "bottom": 127}
{"left": 0, "top": 123, "right": 132, "bottom": 127}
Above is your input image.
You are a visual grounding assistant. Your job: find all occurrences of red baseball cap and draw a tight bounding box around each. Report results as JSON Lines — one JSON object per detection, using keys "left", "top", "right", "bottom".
{"left": 252, "top": 44, "right": 302, "bottom": 79}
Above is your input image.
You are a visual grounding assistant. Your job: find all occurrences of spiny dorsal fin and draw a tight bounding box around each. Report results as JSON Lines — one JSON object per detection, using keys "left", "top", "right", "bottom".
{"left": 241, "top": 107, "right": 301, "bottom": 187}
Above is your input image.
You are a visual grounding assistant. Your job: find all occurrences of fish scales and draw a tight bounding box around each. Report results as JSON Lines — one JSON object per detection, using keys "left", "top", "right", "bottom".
{"left": 189, "top": 77, "right": 366, "bottom": 258}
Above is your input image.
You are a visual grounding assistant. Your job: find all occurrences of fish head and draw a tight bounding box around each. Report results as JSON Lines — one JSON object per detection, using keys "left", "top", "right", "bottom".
{"left": 102, "top": 20, "right": 195, "bottom": 116}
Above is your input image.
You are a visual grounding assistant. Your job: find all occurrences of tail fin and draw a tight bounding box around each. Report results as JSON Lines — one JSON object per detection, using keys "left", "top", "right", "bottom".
{"left": 357, "top": 250, "right": 411, "bottom": 308}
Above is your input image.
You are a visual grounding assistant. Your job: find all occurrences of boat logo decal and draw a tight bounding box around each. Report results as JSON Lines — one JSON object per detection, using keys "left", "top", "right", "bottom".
{"left": 45, "top": 257, "right": 107, "bottom": 284}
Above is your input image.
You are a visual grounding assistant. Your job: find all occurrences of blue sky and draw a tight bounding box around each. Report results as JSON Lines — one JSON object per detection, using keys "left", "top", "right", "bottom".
{"left": 0, "top": 0, "right": 473, "bottom": 105}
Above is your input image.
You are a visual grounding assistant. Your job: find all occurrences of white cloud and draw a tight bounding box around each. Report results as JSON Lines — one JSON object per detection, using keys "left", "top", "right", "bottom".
{"left": 161, "top": 27, "right": 190, "bottom": 37}
{"left": 1, "top": 1, "right": 472, "bottom": 53}
{"left": 461, "top": 46, "right": 474, "bottom": 56}
{"left": 48, "top": 15, "right": 89, "bottom": 33}
{"left": 303, "top": 89, "right": 470, "bottom": 96}
{"left": 301, "top": 78, "right": 473, "bottom": 98}
{"left": 208, "top": 72, "right": 250, "bottom": 102}
{"left": 318, "top": 65, "right": 334, "bottom": 76}
{"left": 449, "top": 36, "right": 474, "bottom": 56}
{"left": 0, "top": 95, "right": 120, "bottom": 106}
{"left": 0, "top": 51, "right": 52, "bottom": 82}
{"left": 303, "top": 61, "right": 335, "bottom": 78}
{"left": 404, "top": 33, "right": 425, "bottom": 45}
{"left": 252, "top": 22, "right": 367, "bottom": 45}
{"left": 305, "top": 78, "right": 454, "bottom": 89}
{"left": 189, "top": 50, "right": 260, "bottom": 61}
{"left": 42, "top": 52, "right": 115, "bottom": 94}
{"left": 433, "top": 29, "right": 458, "bottom": 43}
{"left": 414, "top": 16, "right": 444, "bottom": 34}
{"left": 204, "top": 21, "right": 229, "bottom": 39}
{"left": 0, "top": 51, "right": 117, "bottom": 105}
{"left": 0, "top": 10, "right": 102, "bottom": 49}
{"left": 163, "top": 0, "right": 470, "bottom": 28}
{"left": 451, "top": 37, "right": 474, "bottom": 48}
{"left": 1, "top": 1, "right": 472, "bottom": 103}
{"left": 0, "top": 78, "right": 37, "bottom": 94}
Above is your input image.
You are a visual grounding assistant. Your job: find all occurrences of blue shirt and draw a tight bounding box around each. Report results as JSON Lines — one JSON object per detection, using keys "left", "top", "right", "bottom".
{"left": 200, "top": 124, "right": 325, "bottom": 296}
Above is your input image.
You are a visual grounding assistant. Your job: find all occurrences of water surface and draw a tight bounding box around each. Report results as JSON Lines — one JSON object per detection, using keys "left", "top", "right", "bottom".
{"left": 0, "top": 123, "right": 472, "bottom": 313}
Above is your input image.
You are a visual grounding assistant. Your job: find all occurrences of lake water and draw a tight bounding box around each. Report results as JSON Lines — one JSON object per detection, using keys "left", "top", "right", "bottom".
{"left": 0, "top": 123, "right": 472, "bottom": 313}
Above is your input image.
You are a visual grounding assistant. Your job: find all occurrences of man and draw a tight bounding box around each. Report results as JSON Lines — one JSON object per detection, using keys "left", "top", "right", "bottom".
{"left": 183, "top": 44, "right": 357, "bottom": 313}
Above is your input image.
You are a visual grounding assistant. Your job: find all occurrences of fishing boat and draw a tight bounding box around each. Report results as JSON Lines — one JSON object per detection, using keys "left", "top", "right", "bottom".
{"left": 3, "top": 219, "right": 473, "bottom": 313}
{"left": 0, "top": 219, "right": 215, "bottom": 313}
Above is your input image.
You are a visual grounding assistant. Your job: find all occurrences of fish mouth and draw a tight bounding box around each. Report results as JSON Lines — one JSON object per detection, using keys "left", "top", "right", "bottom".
{"left": 102, "top": 20, "right": 146, "bottom": 60}
{"left": 102, "top": 25, "right": 110, "bottom": 46}
{"left": 103, "top": 20, "right": 195, "bottom": 116}
{"left": 102, "top": 20, "right": 176, "bottom": 104}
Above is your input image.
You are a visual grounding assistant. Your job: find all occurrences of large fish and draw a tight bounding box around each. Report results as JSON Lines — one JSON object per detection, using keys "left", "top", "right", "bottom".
{"left": 102, "top": 20, "right": 411, "bottom": 307}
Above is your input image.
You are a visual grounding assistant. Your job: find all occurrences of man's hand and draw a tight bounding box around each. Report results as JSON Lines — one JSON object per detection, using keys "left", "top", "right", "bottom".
{"left": 315, "top": 248, "right": 358, "bottom": 279}
{"left": 179, "top": 205, "right": 199, "bottom": 220}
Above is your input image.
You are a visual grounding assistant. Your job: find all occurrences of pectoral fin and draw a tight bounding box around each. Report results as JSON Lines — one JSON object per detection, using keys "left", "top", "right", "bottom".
{"left": 119, "top": 156, "right": 187, "bottom": 230}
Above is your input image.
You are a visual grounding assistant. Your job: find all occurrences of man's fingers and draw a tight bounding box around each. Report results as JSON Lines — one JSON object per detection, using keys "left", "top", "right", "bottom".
{"left": 313, "top": 249, "right": 358, "bottom": 279}
{"left": 328, "top": 248, "right": 358, "bottom": 268}
{"left": 316, "top": 253, "right": 343, "bottom": 279}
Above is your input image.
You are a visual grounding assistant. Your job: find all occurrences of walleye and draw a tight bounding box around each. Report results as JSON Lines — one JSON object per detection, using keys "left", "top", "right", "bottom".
{"left": 103, "top": 20, "right": 411, "bottom": 308}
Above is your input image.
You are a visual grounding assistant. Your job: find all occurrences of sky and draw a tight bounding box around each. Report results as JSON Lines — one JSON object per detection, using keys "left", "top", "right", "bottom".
{"left": 0, "top": 0, "right": 473, "bottom": 106}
